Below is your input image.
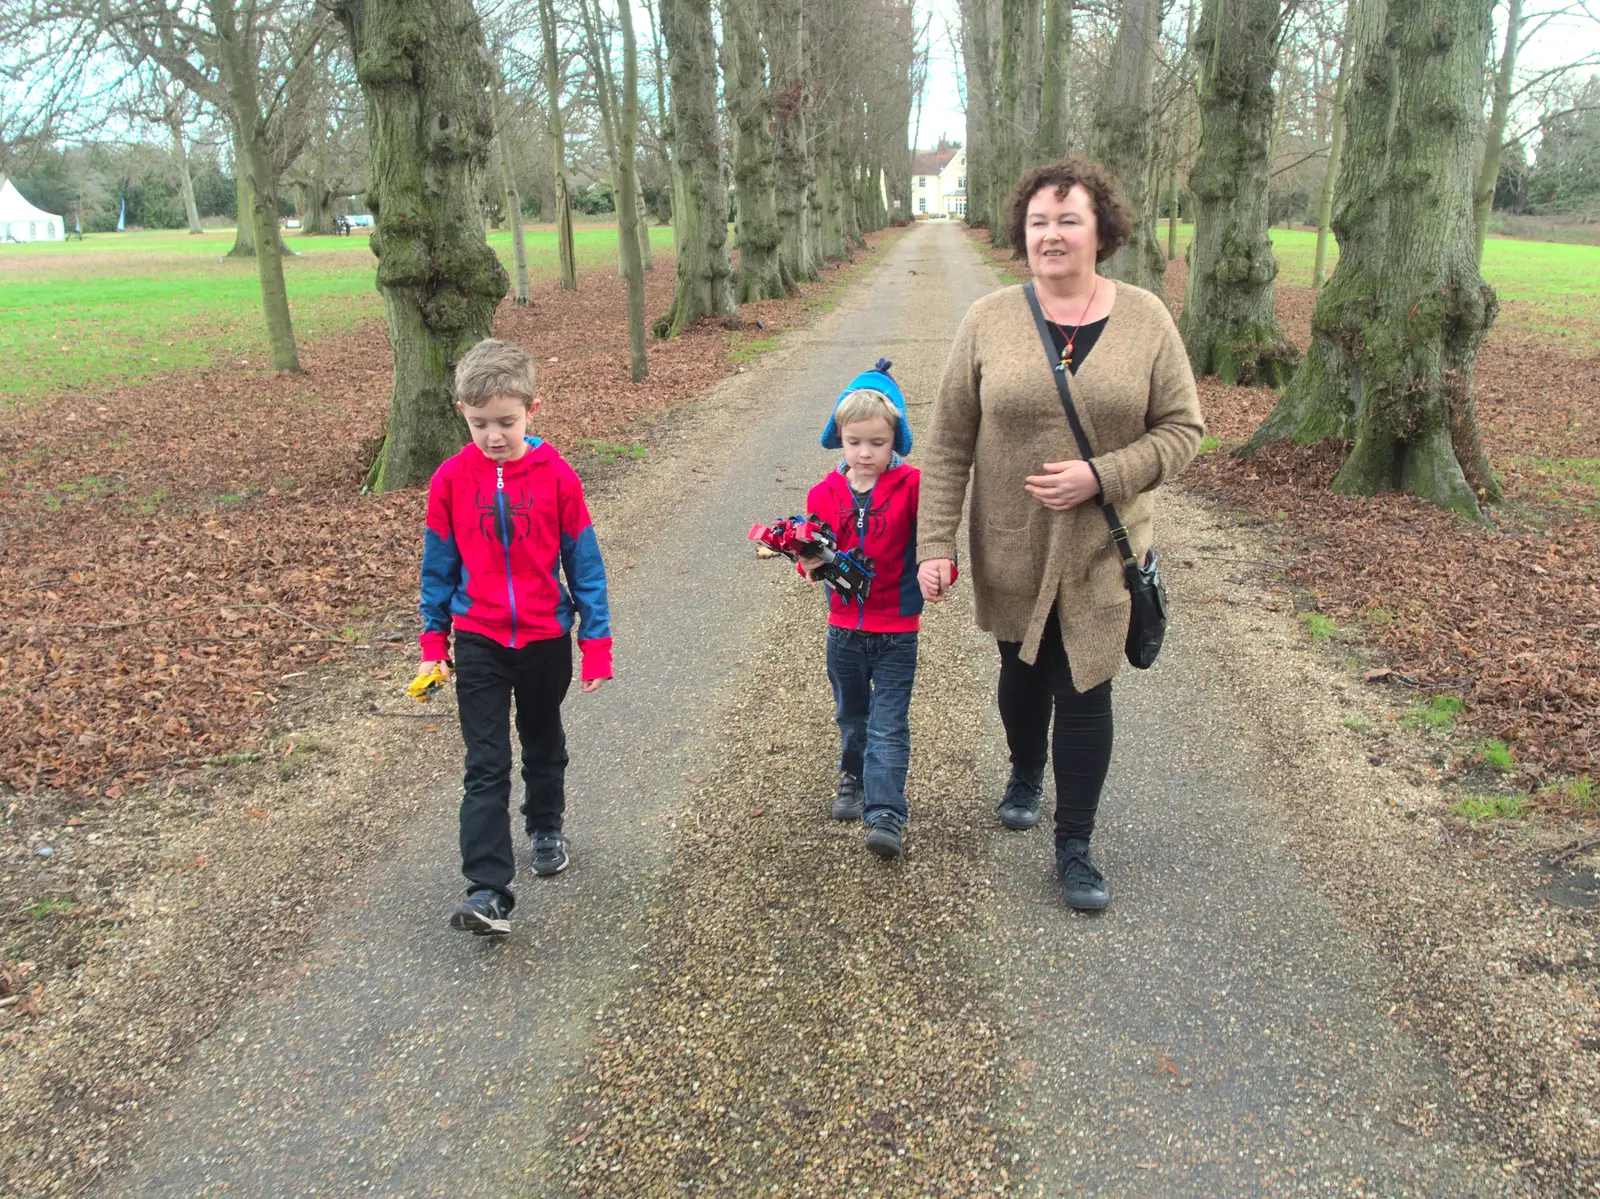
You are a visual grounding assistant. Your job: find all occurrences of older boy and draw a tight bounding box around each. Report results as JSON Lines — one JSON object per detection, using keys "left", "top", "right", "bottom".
{"left": 803, "top": 360, "right": 925, "bottom": 859}
{"left": 412, "top": 339, "right": 613, "bottom": 935}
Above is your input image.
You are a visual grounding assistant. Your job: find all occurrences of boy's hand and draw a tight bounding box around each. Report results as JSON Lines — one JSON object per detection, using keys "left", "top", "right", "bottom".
{"left": 797, "top": 554, "right": 824, "bottom": 579}
{"left": 919, "top": 558, "right": 956, "bottom": 602}
{"left": 407, "top": 660, "right": 453, "bottom": 701}
{"left": 581, "top": 677, "right": 609, "bottom": 693}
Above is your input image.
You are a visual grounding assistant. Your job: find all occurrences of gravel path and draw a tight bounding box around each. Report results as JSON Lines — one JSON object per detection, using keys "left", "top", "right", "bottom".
{"left": 96, "top": 223, "right": 1524, "bottom": 1197}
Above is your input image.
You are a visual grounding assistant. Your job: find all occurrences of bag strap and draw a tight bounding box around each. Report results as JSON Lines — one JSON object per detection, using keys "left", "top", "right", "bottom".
{"left": 1022, "top": 282, "right": 1139, "bottom": 570}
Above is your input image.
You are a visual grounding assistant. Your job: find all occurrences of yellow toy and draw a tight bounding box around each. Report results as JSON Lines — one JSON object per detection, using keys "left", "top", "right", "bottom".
{"left": 406, "top": 660, "right": 453, "bottom": 702}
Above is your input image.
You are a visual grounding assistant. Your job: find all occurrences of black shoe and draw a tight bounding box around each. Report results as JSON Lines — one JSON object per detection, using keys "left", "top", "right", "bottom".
{"left": 1056, "top": 839, "right": 1109, "bottom": 911}
{"left": 450, "top": 888, "right": 511, "bottom": 935}
{"left": 831, "top": 773, "right": 864, "bottom": 822}
{"left": 531, "top": 831, "right": 569, "bottom": 876}
{"left": 864, "top": 818, "right": 904, "bottom": 859}
{"left": 998, "top": 767, "right": 1044, "bottom": 831}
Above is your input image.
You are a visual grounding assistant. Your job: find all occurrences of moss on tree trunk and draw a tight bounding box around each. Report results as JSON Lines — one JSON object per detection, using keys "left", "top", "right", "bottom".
{"left": 657, "top": 0, "right": 738, "bottom": 338}
{"left": 336, "top": 0, "right": 509, "bottom": 493}
{"left": 723, "top": 0, "right": 785, "bottom": 302}
{"left": 1179, "top": 0, "right": 1298, "bottom": 387}
{"left": 1243, "top": 0, "right": 1502, "bottom": 519}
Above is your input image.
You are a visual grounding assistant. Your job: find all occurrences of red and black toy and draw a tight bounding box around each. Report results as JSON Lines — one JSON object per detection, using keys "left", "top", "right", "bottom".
{"left": 749, "top": 515, "right": 875, "bottom": 603}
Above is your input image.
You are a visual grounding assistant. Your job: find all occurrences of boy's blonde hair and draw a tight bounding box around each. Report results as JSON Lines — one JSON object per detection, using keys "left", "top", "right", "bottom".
{"left": 833, "top": 388, "right": 900, "bottom": 434}
{"left": 455, "top": 338, "right": 539, "bottom": 408}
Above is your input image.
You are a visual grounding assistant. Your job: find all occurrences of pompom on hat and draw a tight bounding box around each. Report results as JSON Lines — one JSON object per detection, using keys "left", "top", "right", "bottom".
{"left": 819, "top": 358, "right": 912, "bottom": 457}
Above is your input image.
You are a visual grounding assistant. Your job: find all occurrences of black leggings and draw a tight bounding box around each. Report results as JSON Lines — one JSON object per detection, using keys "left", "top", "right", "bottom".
{"left": 996, "top": 607, "right": 1114, "bottom": 843}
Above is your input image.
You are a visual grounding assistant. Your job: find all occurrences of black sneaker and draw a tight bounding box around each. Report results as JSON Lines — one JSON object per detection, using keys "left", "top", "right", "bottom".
{"left": 998, "top": 767, "right": 1044, "bottom": 831}
{"left": 831, "top": 773, "right": 864, "bottom": 822}
{"left": 450, "top": 888, "right": 511, "bottom": 935}
{"left": 531, "top": 831, "right": 570, "bottom": 876}
{"left": 864, "top": 818, "right": 904, "bottom": 859}
{"left": 1056, "top": 838, "right": 1109, "bottom": 911}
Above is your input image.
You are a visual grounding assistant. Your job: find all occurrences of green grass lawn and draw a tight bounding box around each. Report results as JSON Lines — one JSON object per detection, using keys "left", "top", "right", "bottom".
{"left": 0, "top": 223, "right": 676, "bottom": 405}
{"left": 1165, "top": 222, "right": 1600, "bottom": 348}
{"left": 5, "top": 219, "right": 1594, "bottom": 406}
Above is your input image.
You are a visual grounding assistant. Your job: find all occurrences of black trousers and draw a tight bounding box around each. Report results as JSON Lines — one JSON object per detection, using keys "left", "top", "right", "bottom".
{"left": 454, "top": 631, "right": 572, "bottom": 906}
{"left": 996, "top": 607, "right": 1114, "bottom": 844}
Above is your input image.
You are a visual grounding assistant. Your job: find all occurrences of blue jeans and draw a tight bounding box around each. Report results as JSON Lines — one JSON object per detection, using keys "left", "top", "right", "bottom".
{"left": 826, "top": 627, "right": 918, "bottom": 827}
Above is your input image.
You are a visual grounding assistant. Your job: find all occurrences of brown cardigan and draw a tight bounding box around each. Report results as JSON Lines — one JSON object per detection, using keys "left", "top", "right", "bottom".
{"left": 916, "top": 280, "right": 1205, "bottom": 688}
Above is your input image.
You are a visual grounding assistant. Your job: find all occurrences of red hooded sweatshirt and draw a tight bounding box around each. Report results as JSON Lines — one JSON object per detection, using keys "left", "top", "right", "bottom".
{"left": 804, "top": 461, "right": 924, "bottom": 633}
{"left": 419, "top": 437, "right": 613, "bottom": 680}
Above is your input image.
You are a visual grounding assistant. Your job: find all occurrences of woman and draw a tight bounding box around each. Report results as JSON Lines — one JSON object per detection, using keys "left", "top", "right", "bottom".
{"left": 916, "top": 157, "right": 1204, "bottom": 911}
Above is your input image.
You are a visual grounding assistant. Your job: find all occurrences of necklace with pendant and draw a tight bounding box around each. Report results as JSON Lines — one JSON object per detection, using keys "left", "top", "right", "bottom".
{"left": 1042, "top": 277, "right": 1099, "bottom": 373}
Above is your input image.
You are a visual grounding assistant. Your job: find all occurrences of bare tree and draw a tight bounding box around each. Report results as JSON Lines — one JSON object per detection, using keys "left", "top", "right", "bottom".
{"left": 334, "top": 0, "right": 509, "bottom": 490}
{"left": 1179, "top": 0, "right": 1298, "bottom": 384}
{"left": 1245, "top": 0, "right": 1500, "bottom": 518}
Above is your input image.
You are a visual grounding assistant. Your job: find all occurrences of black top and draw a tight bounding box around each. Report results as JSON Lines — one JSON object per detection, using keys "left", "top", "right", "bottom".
{"left": 1044, "top": 315, "right": 1109, "bottom": 375}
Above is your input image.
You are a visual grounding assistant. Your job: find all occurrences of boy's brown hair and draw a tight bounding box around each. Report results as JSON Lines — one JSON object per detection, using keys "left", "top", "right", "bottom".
{"left": 833, "top": 388, "right": 901, "bottom": 433}
{"left": 455, "top": 338, "right": 539, "bottom": 408}
{"left": 1003, "top": 156, "right": 1134, "bottom": 263}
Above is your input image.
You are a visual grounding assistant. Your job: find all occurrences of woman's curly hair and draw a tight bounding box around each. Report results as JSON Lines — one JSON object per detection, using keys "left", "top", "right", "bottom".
{"left": 1004, "top": 156, "right": 1134, "bottom": 263}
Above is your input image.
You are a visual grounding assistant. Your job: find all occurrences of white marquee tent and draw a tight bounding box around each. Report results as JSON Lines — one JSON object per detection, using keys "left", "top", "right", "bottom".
{"left": 0, "top": 179, "right": 65, "bottom": 243}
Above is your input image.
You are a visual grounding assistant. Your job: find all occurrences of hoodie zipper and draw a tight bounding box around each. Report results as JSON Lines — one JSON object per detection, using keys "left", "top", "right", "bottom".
{"left": 851, "top": 479, "right": 872, "bottom": 630}
{"left": 496, "top": 462, "right": 519, "bottom": 647}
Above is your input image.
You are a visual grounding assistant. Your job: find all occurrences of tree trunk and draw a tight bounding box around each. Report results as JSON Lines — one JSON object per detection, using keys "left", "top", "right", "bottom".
{"left": 495, "top": 88, "right": 531, "bottom": 305}
{"left": 617, "top": 0, "right": 649, "bottom": 380}
{"left": 960, "top": 0, "right": 999, "bottom": 228}
{"left": 1179, "top": 0, "right": 1297, "bottom": 385}
{"left": 1091, "top": 0, "right": 1166, "bottom": 292}
{"left": 212, "top": 0, "right": 301, "bottom": 373}
{"left": 1312, "top": 0, "right": 1355, "bottom": 288}
{"left": 1243, "top": 0, "right": 1501, "bottom": 519}
{"left": 723, "top": 0, "right": 785, "bottom": 300}
{"left": 167, "top": 113, "right": 204, "bottom": 234}
{"left": 335, "top": 0, "right": 510, "bottom": 492}
{"left": 657, "top": 0, "right": 738, "bottom": 336}
{"left": 1166, "top": 156, "right": 1178, "bottom": 259}
{"left": 1037, "top": 0, "right": 1073, "bottom": 157}
{"left": 1473, "top": 0, "right": 1520, "bottom": 262}
{"left": 991, "top": 0, "right": 1041, "bottom": 247}
{"left": 538, "top": 0, "right": 578, "bottom": 291}
{"left": 299, "top": 182, "right": 335, "bottom": 235}
{"left": 635, "top": 176, "right": 653, "bottom": 271}
{"left": 227, "top": 115, "right": 256, "bottom": 257}
{"left": 768, "top": 0, "right": 815, "bottom": 283}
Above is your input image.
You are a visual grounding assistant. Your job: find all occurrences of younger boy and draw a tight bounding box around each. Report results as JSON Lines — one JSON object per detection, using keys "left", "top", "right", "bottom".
{"left": 803, "top": 360, "right": 924, "bottom": 860}
{"left": 413, "top": 338, "right": 613, "bottom": 936}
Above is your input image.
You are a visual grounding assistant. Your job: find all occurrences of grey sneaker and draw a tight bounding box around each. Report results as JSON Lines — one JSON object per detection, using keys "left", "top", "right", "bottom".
{"left": 998, "top": 766, "right": 1045, "bottom": 831}
{"left": 864, "top": 818, "right": 904, "bottom": 860}
{"left": 450, "top": 888, "right": 511, "bottom": 935}
{"left": 1056, "top": 838, "right": 1109, "bottom": 911}
{"left": 831, "top": 773, "right": 864, "bottom": 821}
{"left": 531, "top": 831, "right": 570, "bottom": 876}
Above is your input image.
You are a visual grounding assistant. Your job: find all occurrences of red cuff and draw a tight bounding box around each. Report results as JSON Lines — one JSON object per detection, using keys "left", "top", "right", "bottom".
{"left": 419, "top": 630, "right": 450, "bottom": 662}
{"left": 578, "top": 637, "right": 613, "bottom": 681}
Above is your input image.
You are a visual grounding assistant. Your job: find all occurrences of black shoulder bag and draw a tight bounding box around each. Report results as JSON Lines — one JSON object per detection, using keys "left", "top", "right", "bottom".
{"left": 1022, "top": 281, "right": 1167, "bottom": 670}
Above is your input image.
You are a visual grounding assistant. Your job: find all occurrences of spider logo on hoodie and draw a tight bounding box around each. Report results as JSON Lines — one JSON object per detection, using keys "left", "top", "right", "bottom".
{"left": 474, "top": 488, "right": 537, "bottom": 547}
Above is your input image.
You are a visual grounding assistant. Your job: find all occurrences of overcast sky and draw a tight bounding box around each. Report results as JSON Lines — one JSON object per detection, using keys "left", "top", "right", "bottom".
{"left": 908, "top": 0, "right": 1600, "bottom": 153}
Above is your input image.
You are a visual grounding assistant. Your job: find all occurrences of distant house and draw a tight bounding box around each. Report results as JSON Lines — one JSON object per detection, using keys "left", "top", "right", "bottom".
{"left": 911, "top": 145, "right": 968, "bottom": 219}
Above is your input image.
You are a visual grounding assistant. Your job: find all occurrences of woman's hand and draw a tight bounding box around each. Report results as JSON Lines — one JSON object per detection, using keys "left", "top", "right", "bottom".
{"left": 919, "top": 558, "right": 956, "bottom": 602}
{"left": 1024, "top": 460, "right": 1101, "bottom": 510}
{"left": 581, "top": 677, "right": 609, "bottom": 693}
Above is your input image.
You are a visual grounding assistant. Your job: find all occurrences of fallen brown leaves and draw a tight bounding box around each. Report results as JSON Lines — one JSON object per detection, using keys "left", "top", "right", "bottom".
{"left": 1165, "top": 256, "right": 1600, "bottom": 780}
{"left": 0, "top": 234, "right": 899, "bottom": 801}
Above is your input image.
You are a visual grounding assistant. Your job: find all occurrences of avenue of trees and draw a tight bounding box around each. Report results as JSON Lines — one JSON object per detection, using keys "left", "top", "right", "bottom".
{"left": 1, "top": 0, "right": 1596, "bottom": 513}
{"left": 954, "top": 0, "right": 1598, "bottom": 519}
{"left": 0, "top": 0, "right": 916, "bottom": 489}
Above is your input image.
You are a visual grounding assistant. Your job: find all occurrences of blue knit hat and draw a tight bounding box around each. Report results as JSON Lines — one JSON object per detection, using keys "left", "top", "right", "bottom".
{"left": 820, "top": 358, "right": 912, "bottom": 456}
